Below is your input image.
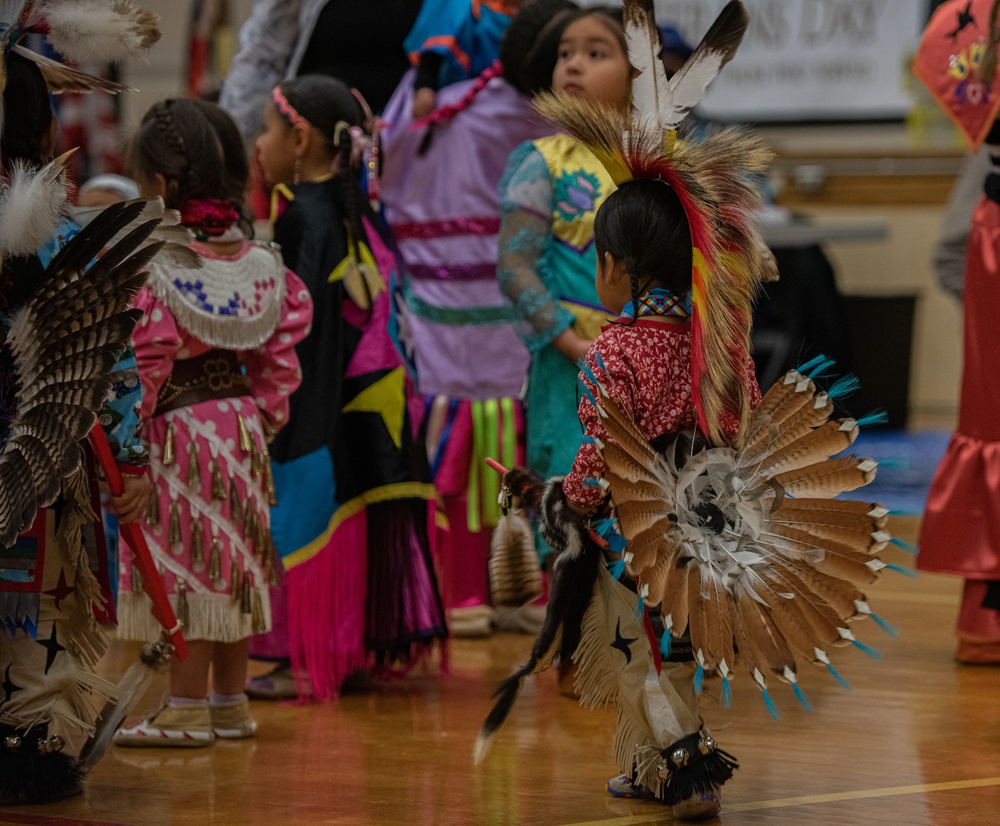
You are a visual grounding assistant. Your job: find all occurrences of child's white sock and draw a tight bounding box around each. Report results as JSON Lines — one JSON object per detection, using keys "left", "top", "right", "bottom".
{"left": 168, "top": 696, "right": 208, "bottom": 707}
{"left": 209, "top": 691, "right": 246, "bottom": 707}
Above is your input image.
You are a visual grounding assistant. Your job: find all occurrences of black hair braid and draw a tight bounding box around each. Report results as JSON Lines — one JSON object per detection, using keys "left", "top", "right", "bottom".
{"left": 623, "top": 266, "right": 641, "bottom": 327}
{"left": 151, "top": 100, "right": 202, "bottom": 199}
{"left": 335, "top": 122, "right": 374, "bottom": 315}
{"left": 152, "top": 101, "right": 187, "bottom": 156}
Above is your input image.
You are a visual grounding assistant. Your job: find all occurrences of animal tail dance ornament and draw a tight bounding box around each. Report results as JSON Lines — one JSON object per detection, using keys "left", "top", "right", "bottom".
{"left": 476, "top": 0, "right": 906, "bottom": 808}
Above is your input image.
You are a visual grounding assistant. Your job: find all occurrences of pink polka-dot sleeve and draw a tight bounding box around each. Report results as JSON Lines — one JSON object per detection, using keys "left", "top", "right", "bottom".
{"left": 243, "top": 270, "right": 313, "bottom": 431}
{"left": 131, "top": 286, "right": 185, "bottom": 421}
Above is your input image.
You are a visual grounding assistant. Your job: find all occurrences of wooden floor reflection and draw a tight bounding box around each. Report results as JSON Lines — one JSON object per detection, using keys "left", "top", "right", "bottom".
{"left": 3, "top": 517, "right": 999, "bottom": 825}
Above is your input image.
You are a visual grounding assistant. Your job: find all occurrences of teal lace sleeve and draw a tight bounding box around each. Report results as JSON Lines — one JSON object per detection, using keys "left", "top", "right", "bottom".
{"left": 497, "top": 142, "right": 575, "bottom": 354}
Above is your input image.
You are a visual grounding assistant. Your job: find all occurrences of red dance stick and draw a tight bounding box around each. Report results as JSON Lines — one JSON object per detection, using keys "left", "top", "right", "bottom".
{"left": 485, "top": 457, "right": 508, "bottom": 476}
{"left": 89, "top": 427, "right": 189, "bottom": 660}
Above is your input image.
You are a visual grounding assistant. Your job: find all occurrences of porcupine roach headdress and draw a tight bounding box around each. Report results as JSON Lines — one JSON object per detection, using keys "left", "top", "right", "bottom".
{"left": 534, "top": 0, "right": 772, "bottom": 446}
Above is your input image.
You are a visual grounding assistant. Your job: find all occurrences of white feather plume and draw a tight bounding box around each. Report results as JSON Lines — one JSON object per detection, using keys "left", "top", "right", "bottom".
{"left": 39, "top": 0, "right": 161, "bottom": 65}
{"left": 623, "top": 0, "right": 672, "bottom": 132}
{"left": 663, "top": 0, "right": 749, "bottom": 129}
{"left": 0, "top": 153, "right": 73, "bottom": 257}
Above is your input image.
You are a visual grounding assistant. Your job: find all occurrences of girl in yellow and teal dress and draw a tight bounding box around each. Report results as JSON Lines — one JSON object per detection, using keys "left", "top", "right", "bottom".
{"left": 496, "top": 6, "right": 630, "bottom": 562}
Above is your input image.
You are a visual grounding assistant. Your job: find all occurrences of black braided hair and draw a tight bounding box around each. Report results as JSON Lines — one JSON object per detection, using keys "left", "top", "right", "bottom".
{"left": 278, "top": 75, "right": 372, "bottom": 306}
{"left": 127, "top": 98, "right": 251, "bottom": 233}
{"left": 594, "top": 178, "right": 693, "bottom": 325}
{"left": 1, "top": 51, "right": 54, "bottom": 171}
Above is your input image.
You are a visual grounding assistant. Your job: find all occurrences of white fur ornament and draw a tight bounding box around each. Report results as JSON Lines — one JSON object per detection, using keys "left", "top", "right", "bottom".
{"left": 0, "top": 153, "right": 73, "bottom": 258}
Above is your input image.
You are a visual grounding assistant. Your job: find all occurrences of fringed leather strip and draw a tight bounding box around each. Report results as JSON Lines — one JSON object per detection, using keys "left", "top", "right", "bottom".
{"left": 58, "top": 468, "right": 108, "bottom": 669}
{"left": 571, "top": 585, "right": 621, "bottom": 710}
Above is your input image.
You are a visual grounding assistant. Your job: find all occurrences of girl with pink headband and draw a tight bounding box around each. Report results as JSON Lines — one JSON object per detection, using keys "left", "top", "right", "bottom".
{"left": 249, "top": 74, "right": 447, "bottom": 701}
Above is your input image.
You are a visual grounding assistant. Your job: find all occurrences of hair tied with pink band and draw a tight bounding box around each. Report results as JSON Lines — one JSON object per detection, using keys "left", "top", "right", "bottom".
{"left": 333, "top": 121, "right": 371, "bottom": 166}
{"left": 272, "top": 86, "right": 309, "bottom": 129}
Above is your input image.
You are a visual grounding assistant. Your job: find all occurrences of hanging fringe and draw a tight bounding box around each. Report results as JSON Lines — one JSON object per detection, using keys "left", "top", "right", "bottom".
{"left": 117, "top": 589, "right": 269, "bottom": 643}
{"left": 57, "top": 469, "right": 108, "bottom": 668}
{"left": 146, "top": 247, "right": 286, "bottom": 351}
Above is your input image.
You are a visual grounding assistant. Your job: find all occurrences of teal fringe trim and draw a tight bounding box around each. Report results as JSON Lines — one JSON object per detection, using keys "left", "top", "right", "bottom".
{"left": 828, "top": 374, "right": 861, "bottom": 399}
{"left": 761, "top": 687, "right": 779, "bottom": 720}
{"left": 870, "top": 612, "right": 900, "bottom": 638}
{"left": 885, "top": 563, "right": 919, "bottom": 579}
{"left": 720, "top": 676, "right": 732, "bottom": 709}
{"left": 694, "top": 663, "right": 704, "bottom": 695}
{"left": 659, "top": 633, "right": 671, "bottom": 659}
{"left": 826, "top": 662, "right": 852, "bottom": 692}
{"left": 609, "top": 558, "right": 626, "bottom": 580}
{"left": 796, "top": 354, "right": 832, "bottom": 377}
{"left": 851, "top": 638, "right": 883, "bottom": 661}
{"left": 792, "top": 682, "right": 813, "bottom": 712}
{"left": 856, "top": 410, "right": 889, "bottom": 427}
{"left": 890, "top": 537, "right": 919, "bottom": 555}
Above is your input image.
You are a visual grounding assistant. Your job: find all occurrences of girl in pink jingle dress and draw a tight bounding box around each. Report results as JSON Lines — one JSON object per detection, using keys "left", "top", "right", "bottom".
{"left": 114, "top": 98, "right": 311, "bottom": 747}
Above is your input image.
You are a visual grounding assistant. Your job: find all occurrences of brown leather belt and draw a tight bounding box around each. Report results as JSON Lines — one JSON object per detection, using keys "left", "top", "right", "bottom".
{"left": 153, "top": 350, "right": 251, "bottom": 417}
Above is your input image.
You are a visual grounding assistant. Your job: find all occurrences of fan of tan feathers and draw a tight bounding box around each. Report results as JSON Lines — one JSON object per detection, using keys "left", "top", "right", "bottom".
{"left": 586, "top": 357, "right": 909, "bottom": 716}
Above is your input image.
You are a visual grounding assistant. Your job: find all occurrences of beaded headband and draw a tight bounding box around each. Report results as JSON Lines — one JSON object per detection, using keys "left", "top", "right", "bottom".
{"left": 272, "top": 86, "right": 310, "bottom": 129}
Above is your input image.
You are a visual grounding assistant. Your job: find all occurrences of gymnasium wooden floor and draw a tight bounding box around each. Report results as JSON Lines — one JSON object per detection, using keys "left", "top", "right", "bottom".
{"left": 2, "top": 517, "right": 998, "bottom": 825}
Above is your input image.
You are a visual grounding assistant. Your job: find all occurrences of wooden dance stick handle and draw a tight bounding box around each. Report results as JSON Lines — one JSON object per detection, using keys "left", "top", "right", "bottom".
{"left": 89, "top": 427, "right": 189, "bottom": 660}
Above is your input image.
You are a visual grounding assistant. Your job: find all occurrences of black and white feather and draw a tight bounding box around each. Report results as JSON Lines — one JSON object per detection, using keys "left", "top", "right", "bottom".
{"left": 623, "top": 0, "right": 748, "bottom": 131}
{"left": 0, "top": 200, "right": 162, "bottom": 546}
{"left": 10, "top": 44, "right": 134, "bottom": 94}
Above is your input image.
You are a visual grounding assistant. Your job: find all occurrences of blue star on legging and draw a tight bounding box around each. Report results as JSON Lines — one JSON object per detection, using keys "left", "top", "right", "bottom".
{"left": 611, "top": 618, "right": 639, "bottom": 664}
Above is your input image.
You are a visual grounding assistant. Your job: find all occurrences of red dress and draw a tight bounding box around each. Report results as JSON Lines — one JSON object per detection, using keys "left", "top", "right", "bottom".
{"left": 919, "top": 195, "right": 1000, "bottom": 649}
